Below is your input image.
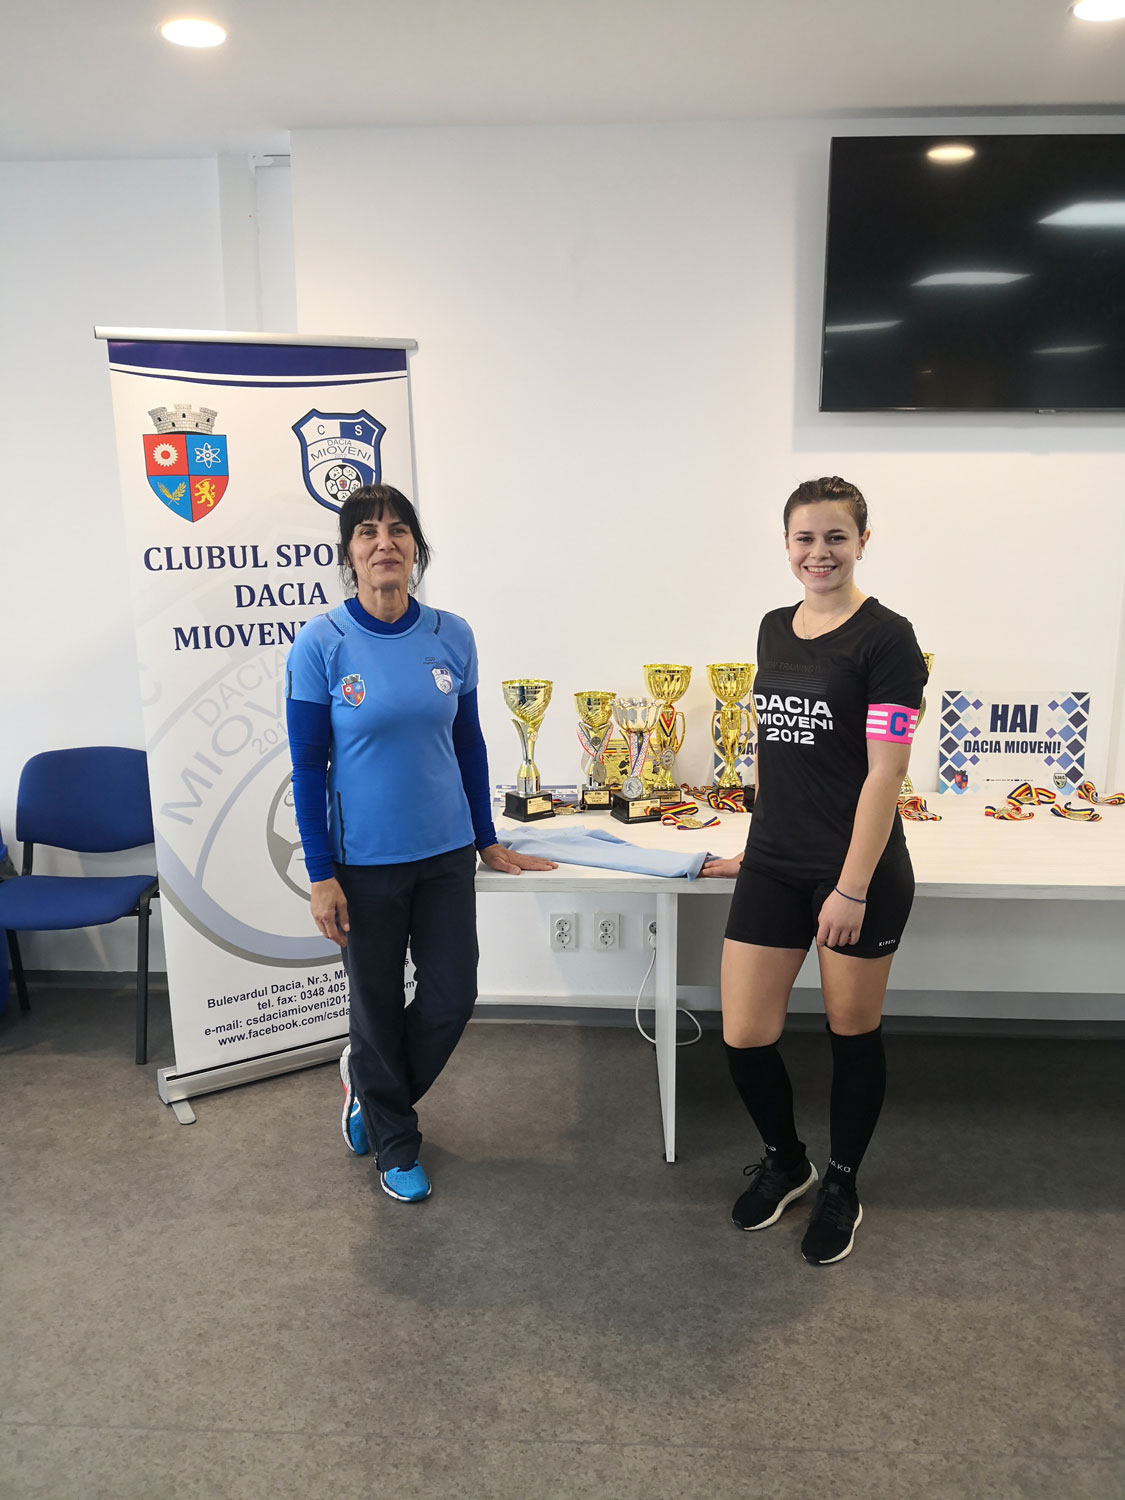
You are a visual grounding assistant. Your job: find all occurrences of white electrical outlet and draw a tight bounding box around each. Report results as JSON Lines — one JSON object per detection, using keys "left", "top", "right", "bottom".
{"left": 550, "top": 913, "right": 578, "bottom": 951}
{"left": 645, "top": 916, "right": 658, "bottom": 949}
{"left": 594, "top": 912, "right": 620, "bottom": 950}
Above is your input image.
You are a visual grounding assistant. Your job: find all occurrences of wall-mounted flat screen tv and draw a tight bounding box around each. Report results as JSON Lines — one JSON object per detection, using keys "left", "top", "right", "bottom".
{"left": 821, "top": 135, "right": 1125, "bottom": 412}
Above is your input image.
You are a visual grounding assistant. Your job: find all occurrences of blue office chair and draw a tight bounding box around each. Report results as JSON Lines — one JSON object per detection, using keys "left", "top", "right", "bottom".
{"left": 0, "top": 748, "right": 160, "bottom": 1063}
{"left": 0, "top": 836, "right": 10, "bottom": 1019}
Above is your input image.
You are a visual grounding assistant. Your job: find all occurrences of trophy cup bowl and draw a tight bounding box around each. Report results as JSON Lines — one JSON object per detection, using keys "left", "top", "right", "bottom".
{"left": 900, "top": 651, "right": 934, "bottom": 799}
{"left": 574, "top": 689, "right": 616, "bottom": 811}
{"left": 610, "top": 696, "right": 663, "bottom": 823}
{"left": 707, "top": 663, "right": 755, "bottom": 793}
{"left": 643, "top": 663, "right": 692, "bottom": 798}
{"left": 502, "top": 678, "right": 555, "bottom": 822}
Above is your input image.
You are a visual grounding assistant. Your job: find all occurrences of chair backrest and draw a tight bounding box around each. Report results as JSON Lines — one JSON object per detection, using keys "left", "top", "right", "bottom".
{"left": 16, "top": 747, "right": 154, "bottom": 853}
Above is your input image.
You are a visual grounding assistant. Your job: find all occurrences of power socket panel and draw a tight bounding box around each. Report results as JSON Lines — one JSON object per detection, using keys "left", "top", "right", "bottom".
{"left": 645, "top": 915, "right": 658, "bottom": 949}
{"left": 593, "top": 912, "right": 620, "bottom": 951}
{"left": 550, "top": 913, "right": 578, "bottom": 952}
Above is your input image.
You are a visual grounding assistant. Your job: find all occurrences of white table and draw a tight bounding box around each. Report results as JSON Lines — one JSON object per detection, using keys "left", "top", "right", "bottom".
{"left": 476, "top": 798, "right": 1125, "bottom": 1161}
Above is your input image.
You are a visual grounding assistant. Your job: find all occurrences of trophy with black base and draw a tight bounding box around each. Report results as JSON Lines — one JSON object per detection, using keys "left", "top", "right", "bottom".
{"left": 708, "top": 663, "right": 755, "bottom": 802}
{"left": 644, "top": 663, "right": 692, "bottom": 804}
{"left": 610, "top": 697, "right": 662, "bottom": 824}
{"left": 502, "top": 679, "right": 555, "bottom": 822}
{"left": 575, "top": 690, "right": 616, "bottom": 811}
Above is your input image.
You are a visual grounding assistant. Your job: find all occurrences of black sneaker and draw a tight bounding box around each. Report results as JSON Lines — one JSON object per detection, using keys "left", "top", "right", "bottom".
{"left": 732, "top": 1154, "right": 818, "bottom": 1230}
{"left": 800, "top": 1180, "right": 863, "bottom": 1265}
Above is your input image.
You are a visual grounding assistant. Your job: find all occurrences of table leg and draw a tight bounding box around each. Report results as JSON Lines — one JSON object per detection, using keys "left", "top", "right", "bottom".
{"left": 654, "top": 890, "right": 678, "bottom": 1162}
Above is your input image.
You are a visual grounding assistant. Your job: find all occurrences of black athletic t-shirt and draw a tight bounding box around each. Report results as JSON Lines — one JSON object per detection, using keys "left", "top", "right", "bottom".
{"left": 745, "top": 598, "right": 927, "bottom": 881}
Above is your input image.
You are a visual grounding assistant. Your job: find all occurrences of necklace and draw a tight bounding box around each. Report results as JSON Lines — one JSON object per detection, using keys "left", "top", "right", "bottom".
{"left": 799, "top": 600, "right": 857, "bottom": 640}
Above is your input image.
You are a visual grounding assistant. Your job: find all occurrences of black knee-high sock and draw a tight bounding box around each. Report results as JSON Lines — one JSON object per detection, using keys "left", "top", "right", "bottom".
{"left": 825, "top": 1024, "right": 886, "bottom": 1192}
{"left": 724, "top": 1041, "right": 805, "bottom": 1170}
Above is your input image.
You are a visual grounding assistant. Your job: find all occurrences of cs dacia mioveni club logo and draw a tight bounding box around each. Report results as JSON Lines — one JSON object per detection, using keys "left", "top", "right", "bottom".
{"left": 292, "top": 410, "right": 385, "bottom": 512}
{"left": 143, "top": 404, "right": 229, "bottom": 521}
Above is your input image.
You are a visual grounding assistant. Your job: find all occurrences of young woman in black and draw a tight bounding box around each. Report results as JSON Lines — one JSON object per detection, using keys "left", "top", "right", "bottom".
{"left": 701, "top": 477, "right": 927, "bottom": 1264}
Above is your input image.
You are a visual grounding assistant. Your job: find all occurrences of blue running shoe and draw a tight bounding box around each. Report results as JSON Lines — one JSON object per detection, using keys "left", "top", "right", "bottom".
{"left": 380, "top": 1163, "right": 432, "bottom": 1202}
{"left": 339, "top": 1045, "right": 370, "bottom": 1156}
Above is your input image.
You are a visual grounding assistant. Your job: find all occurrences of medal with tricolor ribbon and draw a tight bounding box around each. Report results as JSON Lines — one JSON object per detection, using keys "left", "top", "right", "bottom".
{"left": 659, "top": 799, "right": 719, "bottom": 830}
{"left": 1050, "top": 802, "right": 1101, "bottom": 822}
{"left": 898, "top": 794, "right": 941, "bottom": 822}
{"left": 1077, "top": 780, "right": 1125, "bottom": 807}
{"left": 687, "top": 784, "right": 747, "bottom": 813}
{"left": 1007, "top": 782, "right": 1057, "bottom": 806}
{"left": 575, "top": 720, "right": 613, "bottom": 781}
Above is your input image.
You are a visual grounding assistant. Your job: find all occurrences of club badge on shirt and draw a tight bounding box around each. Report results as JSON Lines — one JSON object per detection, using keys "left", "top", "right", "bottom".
{"left": 341, "top": 674, "right": 365, "bottom": 708}
{"left": 432, "top": 667, "right": 454, "bottom": 695}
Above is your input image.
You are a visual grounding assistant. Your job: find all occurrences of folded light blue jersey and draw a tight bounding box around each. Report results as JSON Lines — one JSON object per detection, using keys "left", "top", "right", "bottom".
{"left": 499, "top": 825, "right": 709, "bottom": 879}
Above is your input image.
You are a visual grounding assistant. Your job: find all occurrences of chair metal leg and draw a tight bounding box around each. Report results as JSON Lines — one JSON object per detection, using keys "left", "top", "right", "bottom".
{"left": 7, "top": 931, "right": 29, "bottom": 1012}
{"left": 135, "top": 891, "right": 155, "bottom": 1065}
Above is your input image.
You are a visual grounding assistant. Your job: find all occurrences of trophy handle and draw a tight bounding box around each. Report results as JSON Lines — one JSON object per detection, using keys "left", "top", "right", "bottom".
{"left": 671, "top": 709, "right": 685, "bottom": 755}
{"left": 711, "top": 707, "right": 724, "bottom": 754}
{"left": 738, "top": 706, "right": 753, "bottom": 754}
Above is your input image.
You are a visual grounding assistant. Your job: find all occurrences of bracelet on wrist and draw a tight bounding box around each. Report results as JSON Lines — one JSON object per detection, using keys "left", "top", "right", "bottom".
{"left": 834, "top": 886, "right": 867, "bottom": 905}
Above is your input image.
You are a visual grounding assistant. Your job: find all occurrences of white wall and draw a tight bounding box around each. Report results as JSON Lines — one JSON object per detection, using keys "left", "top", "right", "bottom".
{"left": 289, "top": 118, "right": 1125, "bottom": 1015}
{"left": 0, "top": 158, "right": 226, "bottom": 971}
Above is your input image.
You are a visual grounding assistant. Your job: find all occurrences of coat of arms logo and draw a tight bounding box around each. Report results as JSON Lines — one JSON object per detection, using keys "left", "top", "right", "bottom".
{"left": 293, "top": 410, "right": 386, "bottom": 513}
{"left": 341, "top": 674, "right": 366, "bottom": 708}
{"left": 143, "top": 404, "right": 229, "bottom": 522}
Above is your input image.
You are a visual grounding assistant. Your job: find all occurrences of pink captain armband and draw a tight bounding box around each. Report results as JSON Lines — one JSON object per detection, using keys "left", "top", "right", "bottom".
{"left": 866, "top": 704, "right": 919, "bottom": 743}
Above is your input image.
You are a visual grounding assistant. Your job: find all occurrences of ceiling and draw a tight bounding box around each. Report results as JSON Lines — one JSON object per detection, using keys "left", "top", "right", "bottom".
{"left": 4, "top": 0, "right": 1125, "bottom": 161}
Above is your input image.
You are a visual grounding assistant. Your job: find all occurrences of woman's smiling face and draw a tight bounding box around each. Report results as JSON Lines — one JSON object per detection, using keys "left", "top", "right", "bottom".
{"left": 348, "top": 508, "right": 416, "bottom": 592}
{"left": 785, "top": 501, "right": 868, "bottom": 595}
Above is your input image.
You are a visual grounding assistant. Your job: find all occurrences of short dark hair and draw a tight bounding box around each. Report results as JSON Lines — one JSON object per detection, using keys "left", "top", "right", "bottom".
{"left": 338, "top": 485, "right": 432, "bottom": 591}
{"left": 783, "top": 476, "right": 868, "bottom": 535}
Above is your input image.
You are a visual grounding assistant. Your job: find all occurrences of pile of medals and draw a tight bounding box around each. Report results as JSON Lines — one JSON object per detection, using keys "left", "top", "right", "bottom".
{"left": 984, "top": 780, "right": 1124, "bottom": 823}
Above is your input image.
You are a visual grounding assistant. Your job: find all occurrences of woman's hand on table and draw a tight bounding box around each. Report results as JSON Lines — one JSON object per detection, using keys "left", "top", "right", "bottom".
{"left": 478, "top": 844, "right": 559, "bottom": 875}
{"left": 310, "top": 878, "right": 350, "bottom": 947}
{"left": 699, "top": 852, "right": 744, "bottom": 879}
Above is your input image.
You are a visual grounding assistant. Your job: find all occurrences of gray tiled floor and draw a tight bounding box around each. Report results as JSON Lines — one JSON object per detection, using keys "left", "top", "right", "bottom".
{"left": 1, "top": 988, "right": 1122, "bottom": 1500}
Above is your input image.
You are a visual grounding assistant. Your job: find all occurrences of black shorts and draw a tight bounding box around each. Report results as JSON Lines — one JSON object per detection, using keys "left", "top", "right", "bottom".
{"left": 725, "top": 848, "right": 915, "bottom": 959}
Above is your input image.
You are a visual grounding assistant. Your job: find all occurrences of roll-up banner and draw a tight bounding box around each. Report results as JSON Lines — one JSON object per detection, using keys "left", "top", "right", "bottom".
{"left": 96, "top": 330, "right": 418, "bottom": 1105}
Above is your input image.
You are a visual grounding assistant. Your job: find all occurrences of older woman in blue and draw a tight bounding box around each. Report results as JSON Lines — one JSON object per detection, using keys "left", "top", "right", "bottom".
{"left": 285, "top": 485, "right": 553, "bottom": 1203}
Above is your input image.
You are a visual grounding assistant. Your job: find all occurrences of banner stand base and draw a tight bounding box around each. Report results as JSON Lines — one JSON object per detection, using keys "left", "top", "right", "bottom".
{"left": 157, "top": 1035, "right": 347, "bottom": 1121}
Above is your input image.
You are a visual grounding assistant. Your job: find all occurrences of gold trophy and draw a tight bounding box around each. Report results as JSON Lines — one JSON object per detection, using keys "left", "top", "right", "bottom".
{"left": 899, "top": 651, "right": 934, "bottom": 799}
{"left": 610, "top": 697, "right": 663, "bottom": 823}
{"left": 708, "top": 663, "right": 755, "bottom": 794}
{"left": 502, "top": 679, "right": 555, "bottom": 822}
{"left": 644, "top": 663, "right": 692, "bottom": 802}
{"left": 574, "top": 690, "right": 616, "bottom": 811}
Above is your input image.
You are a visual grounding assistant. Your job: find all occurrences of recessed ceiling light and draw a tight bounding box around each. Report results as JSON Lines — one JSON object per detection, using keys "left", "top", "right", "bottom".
{"left": 913, "top": 271, "right": 1029, "bottom": 287}
{"left": 927, "top": 144, "right": 976, "bottom": 164}
{"left": 160, "top": 17, "right": 227, "bottom": 47}
{"left": 1070, "top": 1, "right": 1125, "bottom": 20}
